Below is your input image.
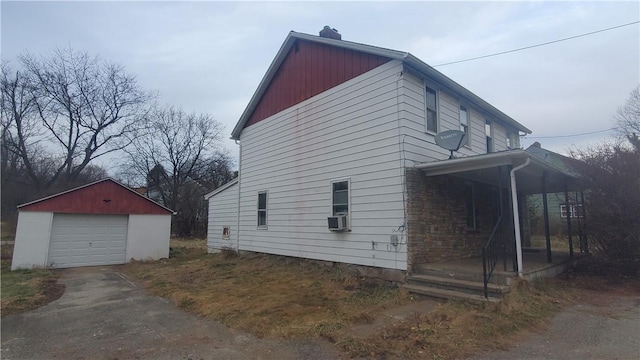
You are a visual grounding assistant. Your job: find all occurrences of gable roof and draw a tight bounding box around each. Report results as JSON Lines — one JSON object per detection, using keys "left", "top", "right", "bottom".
{"left": 204, "top": 178, "right": 238, "bottom": 200}
{"left": 231, "top": 31, "right": 531, "bottom": 140}
{"left": 19, "top": 178, "right": 175, "bottom": 215}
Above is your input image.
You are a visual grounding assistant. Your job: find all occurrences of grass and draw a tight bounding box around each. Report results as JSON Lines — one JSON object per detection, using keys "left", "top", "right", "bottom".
{"left": 120, "top": 239, "right": 410, "bottom": 339}
{"left": 120, "top": 239, "right": 640, "bottom": 359}
{"left": 1, "top": 243, "right": 64, "bottom": 316}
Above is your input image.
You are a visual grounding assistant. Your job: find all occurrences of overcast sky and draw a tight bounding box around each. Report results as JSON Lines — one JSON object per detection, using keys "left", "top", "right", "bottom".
{"left": 2, "top": 1, "right": 639, "bottom": 172}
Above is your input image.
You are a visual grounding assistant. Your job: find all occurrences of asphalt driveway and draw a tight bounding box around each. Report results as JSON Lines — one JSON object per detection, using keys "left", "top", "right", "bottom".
{"left": 1, "top": 267, "right": 337, "bottom": 360}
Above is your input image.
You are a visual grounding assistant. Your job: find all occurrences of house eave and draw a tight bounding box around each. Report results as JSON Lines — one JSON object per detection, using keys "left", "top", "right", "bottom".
{"left": 231, "top": 31, "right": 532, "bottom": 140}
{"left": 415, "top": 150, "right": 575, "bottom": 178}
{"left": 204, "top": 178, "right": 239, "bottom": 200}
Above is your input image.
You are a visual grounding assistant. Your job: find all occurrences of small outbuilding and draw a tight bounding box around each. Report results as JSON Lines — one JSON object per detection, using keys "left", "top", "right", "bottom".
{"left": 11, "top": 178, "right": 174, "bottom": 270}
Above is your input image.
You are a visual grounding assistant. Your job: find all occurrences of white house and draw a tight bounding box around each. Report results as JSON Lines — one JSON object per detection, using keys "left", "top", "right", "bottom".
{"left": 206, "top": 27, "right": 578, "bottom": 297}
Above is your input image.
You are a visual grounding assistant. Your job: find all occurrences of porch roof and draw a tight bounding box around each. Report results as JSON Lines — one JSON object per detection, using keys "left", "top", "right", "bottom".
{"left": 414, "top": 150, "right": 579, "bottom": 194}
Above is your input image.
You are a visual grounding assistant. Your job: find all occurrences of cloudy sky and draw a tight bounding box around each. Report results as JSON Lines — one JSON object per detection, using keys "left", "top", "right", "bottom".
{"left": 2, "top": 1, "right": 639, "bottom": 172}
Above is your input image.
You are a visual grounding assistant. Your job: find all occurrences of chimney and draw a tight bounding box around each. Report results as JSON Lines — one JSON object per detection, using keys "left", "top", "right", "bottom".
{"left": 319, "top": 26, "right": 341, "bottom": 40}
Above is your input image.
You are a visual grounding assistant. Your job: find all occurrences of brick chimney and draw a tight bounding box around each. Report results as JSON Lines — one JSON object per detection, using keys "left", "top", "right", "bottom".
{"left": 319, "top": 26, "right": 341, "bottom": 40}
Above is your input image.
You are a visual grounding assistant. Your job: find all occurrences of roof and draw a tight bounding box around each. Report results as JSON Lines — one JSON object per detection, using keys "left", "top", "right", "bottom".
{"left": 525, "top": 142, "right": 582, "bottom": 177}
{"left": 204, "top": 178, "right": 238, "bottom": 200}
{"left": 231, "top": 31, "right": 531, "bottom": 140}
{"left": 414, "top": 149, "right": 578, "bottom": 194}
{"left": 19, "top": 178, "right": 175, "bottom": 215}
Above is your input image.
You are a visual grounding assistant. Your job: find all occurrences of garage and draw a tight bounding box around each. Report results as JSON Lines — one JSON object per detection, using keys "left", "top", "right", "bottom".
{"left": 11, "top": 178, "right": 174, "bottom": 270}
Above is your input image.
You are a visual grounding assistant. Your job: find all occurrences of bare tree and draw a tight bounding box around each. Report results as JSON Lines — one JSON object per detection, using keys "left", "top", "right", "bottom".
{"left": 615, "top": 85, "right": 640, "bottom": 150}
{"left": 14, "top": 48, "right": 155, "bottom": 188}
{"left": 121, "top": 106, "right": 227, "bottom": 236}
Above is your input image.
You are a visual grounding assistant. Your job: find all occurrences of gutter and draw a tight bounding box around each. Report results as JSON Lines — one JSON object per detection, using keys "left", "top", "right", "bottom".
{"left": 509, "top": 156, "right": 531, "bottom": 277}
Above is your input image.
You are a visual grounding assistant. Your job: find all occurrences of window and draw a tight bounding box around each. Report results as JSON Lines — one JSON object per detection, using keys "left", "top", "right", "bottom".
{"left": 465, "top": 183, "right": 476, "bottom": 230}
{"left": 222, "top": 226, "right": 230, "bottom": 240}
{"left": 257, "top": 192, "right": 267, "bottom": 228}
{"left": 485, "top": 120, "right": 493, "bottom": 153}
{"left": 460, "top": 105, "right": 469, "bottom": 145}
{"left": 560, "top": 204, "right": 583, "bottom": 218}
{"left": 332, "top": 180, "right": 349, "bottom": 216}
{"left": 506, "top": 131, "right": 519, "bottom": 149}
{"left": 425, "top": 86, "right": 438, "bottom": 133}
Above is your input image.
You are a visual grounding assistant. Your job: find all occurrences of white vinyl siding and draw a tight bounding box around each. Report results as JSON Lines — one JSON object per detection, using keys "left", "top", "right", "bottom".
{"left": 238, "top": 60, "right": 407, "bottom": 270}
{"left": 207, "top": 182, "right": 239, "bottom": 252}
{"left": 398, "top": 69, "right": 521, "bottom": 163}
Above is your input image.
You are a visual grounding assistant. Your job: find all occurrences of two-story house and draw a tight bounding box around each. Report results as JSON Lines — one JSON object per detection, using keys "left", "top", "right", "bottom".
{"left": 206, "top": 27, "right": 578, "bottom": 300}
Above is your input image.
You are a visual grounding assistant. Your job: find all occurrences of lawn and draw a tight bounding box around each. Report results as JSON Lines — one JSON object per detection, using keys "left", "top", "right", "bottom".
{"left": 1, "top": 243, "right": 64, "bottom": 316}
{"left": 119, "top": 239, "right": 623, "bottom": 359}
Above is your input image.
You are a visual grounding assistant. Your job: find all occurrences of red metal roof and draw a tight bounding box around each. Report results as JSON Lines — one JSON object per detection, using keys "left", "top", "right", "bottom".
{"left": 18, "top": 178, "right": 174, "bottom": 215}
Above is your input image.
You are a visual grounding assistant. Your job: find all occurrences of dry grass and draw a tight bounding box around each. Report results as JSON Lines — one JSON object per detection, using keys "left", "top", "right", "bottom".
{"left": 121, "top": 239, "right": 410, "bottom": 339}
{"left": 530, "top": 235, "right": 571, "bottom": 252}
{"left": 121, "top": 240, "right": 640, "bottom": 359}
{"left": 1, "top": 243, "right": 64, "bottom": 316}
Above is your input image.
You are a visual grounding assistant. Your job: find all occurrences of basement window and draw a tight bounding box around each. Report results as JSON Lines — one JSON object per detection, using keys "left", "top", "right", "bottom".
{"left": 222, "top": 226, "right": 230, "bottom": 240}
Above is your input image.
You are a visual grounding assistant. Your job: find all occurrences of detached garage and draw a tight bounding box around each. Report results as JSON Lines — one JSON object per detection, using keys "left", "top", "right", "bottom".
{"left": 11, "top": 178, "right": 174, "bottom": 270}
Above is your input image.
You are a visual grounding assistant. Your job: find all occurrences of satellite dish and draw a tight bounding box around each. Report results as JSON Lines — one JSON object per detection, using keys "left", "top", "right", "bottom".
{"left": 435, "top": 130, "right": 467, "bottom": 159}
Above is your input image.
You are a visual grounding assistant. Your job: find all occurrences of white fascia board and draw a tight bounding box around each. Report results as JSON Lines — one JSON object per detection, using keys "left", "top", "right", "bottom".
{"left": 204, "top": 178, "right": 239, "bottom": 200}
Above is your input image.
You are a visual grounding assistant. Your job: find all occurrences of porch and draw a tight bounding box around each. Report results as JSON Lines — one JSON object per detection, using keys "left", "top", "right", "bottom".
{"left": 405, "top": 149, "right": 586, "bottom": 301}
{"left": 406, "top": 251, "right": 579, "bottom": 302}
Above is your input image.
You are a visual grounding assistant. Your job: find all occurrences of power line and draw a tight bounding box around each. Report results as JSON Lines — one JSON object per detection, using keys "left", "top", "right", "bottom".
{"left": 434, "top": 20, "right": 640, "bottom": 67}
{"left": 524, "top": 128, "right": 616, "bottom": 139}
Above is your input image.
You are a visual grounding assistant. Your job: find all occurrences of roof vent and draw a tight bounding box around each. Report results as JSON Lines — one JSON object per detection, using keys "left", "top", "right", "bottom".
{"left": 319, "top": 26, "right": 341, "bottom": 40}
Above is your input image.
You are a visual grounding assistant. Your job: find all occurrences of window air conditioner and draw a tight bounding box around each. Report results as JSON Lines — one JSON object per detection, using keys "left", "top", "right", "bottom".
{"left": 328, "top": 215, "right": 348, "bottom": 231}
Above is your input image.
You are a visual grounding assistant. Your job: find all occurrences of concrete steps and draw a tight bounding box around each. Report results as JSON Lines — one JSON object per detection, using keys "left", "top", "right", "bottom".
{"left": 404, "top": 272, "right": 511, "bottom": 303}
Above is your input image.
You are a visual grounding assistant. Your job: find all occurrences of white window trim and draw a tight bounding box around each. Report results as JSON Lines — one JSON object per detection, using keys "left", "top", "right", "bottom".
{"left": 560, "top": 204, "right": 583, "bottom": 218}
{"left": 257, "top": 191, "right": 268, "bottom": 229}
{"left": 330, "top": 178, "right": 351, "bottom": 230}
{"left": 460, "top": 104, "right": 471, "bottom": 148}
{"left": 424, "top": 82, "right": 439, "bottom": 135}
{"left": 485, "top": 119, "right": 494, "bottom": 153}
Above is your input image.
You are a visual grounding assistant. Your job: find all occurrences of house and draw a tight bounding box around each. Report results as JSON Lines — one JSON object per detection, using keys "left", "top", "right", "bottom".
{"left": 206, "top": 27, "right": 579, "bottom": 299}
{"left": 11, "top": 178, "right": 173, "bottom": 270}
{"left": 525, "top": 142, "right": 587, "bottom": 249}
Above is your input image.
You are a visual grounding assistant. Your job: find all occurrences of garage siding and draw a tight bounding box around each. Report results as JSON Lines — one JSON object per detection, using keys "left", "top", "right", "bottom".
{"left": 48, "top": 214, "right": 128, "bottom": 268}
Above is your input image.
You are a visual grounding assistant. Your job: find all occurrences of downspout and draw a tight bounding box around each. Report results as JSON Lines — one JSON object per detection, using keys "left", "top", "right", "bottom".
{"left": 235, "top": 139, "right": 241, "bottom": 252}
{"left": 510, "top": 156, "right": 530, "bottom": 277}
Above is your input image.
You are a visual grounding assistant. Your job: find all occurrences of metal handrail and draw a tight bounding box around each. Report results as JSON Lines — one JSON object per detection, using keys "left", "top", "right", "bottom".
{"left": 482, "top": 215, "right": 503, "bottom": 298}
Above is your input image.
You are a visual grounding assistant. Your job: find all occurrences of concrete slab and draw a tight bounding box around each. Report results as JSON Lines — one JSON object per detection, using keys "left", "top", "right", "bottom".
{"left": 1, "top": 267, "right": 337, "bottom": 360}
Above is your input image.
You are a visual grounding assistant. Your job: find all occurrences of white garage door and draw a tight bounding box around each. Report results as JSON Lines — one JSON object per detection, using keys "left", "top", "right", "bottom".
{"left": 48, "top": 214, "right": 128, "bottom": 268}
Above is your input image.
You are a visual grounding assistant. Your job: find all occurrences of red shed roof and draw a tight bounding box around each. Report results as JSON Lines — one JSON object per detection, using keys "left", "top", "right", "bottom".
{"left": 18, "top": 178, "right": 174, "bottom": 215}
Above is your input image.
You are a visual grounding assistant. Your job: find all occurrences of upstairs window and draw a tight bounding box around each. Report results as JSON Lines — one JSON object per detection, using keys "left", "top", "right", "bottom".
{"left": 257, "top": 192, "right": 267, "bottom": 228}
{"left": 425, "top": 87, "right": 438, "bottom": 133}
{"left": 332, "top": 180, "right": 349, "bottom": 216}
{"left": 460, "top": 105, "right": 469, "bottom": 145}
{"left": 506, "top": 131, "right": 518, "bottom": 149}
{"left": 485, "top": 120, "right": 493, "bottom": 153}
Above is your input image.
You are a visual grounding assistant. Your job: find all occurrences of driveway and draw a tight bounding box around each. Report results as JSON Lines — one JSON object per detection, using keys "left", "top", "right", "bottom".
{"left": 1, "top": 267, "right": 337, "bottom": 360}
{"left": 469, "top": 293, "right": 640, "bottom": 360}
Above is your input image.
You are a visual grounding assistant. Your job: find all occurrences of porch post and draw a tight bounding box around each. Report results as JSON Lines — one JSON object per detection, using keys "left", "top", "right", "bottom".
{"left": 564, "top": 186, "right": 574, "bottom": 257}
{"left": 541, "top": 172, "right": 552, "bottom": 263}
{"left": 580, "top": 191, "right": 589, "bottom": 254}
{"left": 574, "top": 191, "right": 584, "bottom": 254}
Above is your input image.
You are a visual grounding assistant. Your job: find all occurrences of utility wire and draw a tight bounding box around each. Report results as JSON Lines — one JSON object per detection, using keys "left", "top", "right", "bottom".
{"left": 524, "top": 128, "right": 616, "bottom": 139}
{"left": 434, "top": 20, "right": 640, "bottom": 67}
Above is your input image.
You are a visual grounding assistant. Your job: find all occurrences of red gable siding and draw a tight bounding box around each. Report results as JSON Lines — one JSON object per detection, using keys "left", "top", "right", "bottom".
{"left": 20, "top": 180, "right": 171, "bottom": 215}
{"left": 245, "top": 40, "right": 391, "bottom": 128}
